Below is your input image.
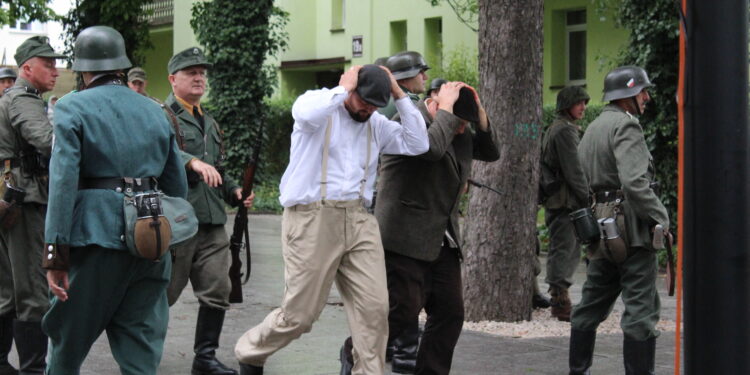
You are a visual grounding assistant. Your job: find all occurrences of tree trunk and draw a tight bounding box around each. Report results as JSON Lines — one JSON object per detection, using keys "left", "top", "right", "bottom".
{"left": 463, "top": 0, "right": 544, "bottom": 322}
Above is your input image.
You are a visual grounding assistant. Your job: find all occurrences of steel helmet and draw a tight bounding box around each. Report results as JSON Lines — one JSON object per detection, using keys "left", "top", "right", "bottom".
{"left": 556, "top": 86, "right": 590, "bottom": 113}
{"left": 426, "top": 78, "right": 447, "bottom": 96}
{"left": 72, "top": 26, "right": 132, "bottom": 72}
{"left": 0, "top": 67, "right": 16, "bottom": 80}
{"left": 385, "top": 51, "right": 430, "bottom": 80}
{"left": 602, "top": 66, "right": 653, "bottom": 102}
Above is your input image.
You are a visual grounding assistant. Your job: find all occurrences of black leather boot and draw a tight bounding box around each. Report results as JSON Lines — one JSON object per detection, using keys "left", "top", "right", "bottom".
{"left": 238, "top": 363, "right": 263, "bottom": 375}
{"left": 569, "top": 329, "right": 596, "bottom": 375}
{"left": 391, "top": 324, "right": 419, "bottom": 374}
{"left": 12, "top": 320, "right": 46, "bottom": 374}
{"left": 192, "top": 306, "right": 238, "bottom": 375}
{"left": 0, "top": 314, "right": 17, "bottom": 375}
{"left": 623, "top": 337, "right": 655, "bottom": 375}
{"left": 339, "top": 338, "right": 353, "bottom": 375}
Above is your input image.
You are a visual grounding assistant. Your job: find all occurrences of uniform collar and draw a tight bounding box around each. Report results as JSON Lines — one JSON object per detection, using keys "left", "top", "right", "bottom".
{"left": 174, "top": 94, "right": 203, "bottom": 117}
{"left": 12, "top": 77, "right": 41, "bottom": 96}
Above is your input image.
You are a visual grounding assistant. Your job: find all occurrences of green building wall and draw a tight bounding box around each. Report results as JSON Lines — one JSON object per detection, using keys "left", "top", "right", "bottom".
{"left": 141, "top": 0, "right": 629, "bottom": 105}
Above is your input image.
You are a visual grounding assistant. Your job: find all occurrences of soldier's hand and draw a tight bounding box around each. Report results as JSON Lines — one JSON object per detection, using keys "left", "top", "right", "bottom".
{"left": 47, "top": 270, "right": 69, "bottom": 302}
{"left": 437, "top": 81, "right": 463, "bottom": 113}
{"left": 378, "top": 66, "right": 406, "bottom": 100}
{"left": 340, "top": 65, "right": 362, "bottom": 92}
{"left": 235, "top": 188, "right": 255, "bottom": 208}
{"left": 189, "top": 159, "right": 223, "bottom": 188}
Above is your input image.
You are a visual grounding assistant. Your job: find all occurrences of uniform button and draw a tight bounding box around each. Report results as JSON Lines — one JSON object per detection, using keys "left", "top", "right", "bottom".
{"left": 120, "top": 235, "right": 125, "bottom": 241}
{"left": 204, "top": 152, "right": 208, "bottom": 156}
{"left": 125, "top": 188, "right": 132, "bottom": 193}
{"left": 47, "top": 254, "right": 53, "bottom": 260}
{"left": 47, "top": 245, "right": 54, "bottom": 251}
{"left": 115, "top": 187, "right": 122, "bottom": 193}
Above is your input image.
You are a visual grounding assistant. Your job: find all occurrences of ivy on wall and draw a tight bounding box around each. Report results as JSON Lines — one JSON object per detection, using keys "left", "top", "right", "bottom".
{"left": 191, "top": 0, "right": 288, "bottom": 186}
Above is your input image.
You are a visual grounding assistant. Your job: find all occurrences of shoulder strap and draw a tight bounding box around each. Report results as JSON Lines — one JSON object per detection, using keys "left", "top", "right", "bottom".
{"left": 161, "top": 104, "right": 185, "bottom": 150}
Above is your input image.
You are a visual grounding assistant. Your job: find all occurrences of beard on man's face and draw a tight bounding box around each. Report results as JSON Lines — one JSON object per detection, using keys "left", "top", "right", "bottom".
{"left": 344, "top": 101, "right": 374, "bottom": 123}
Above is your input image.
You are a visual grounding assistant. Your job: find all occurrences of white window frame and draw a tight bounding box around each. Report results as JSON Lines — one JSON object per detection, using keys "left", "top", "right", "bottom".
{"left": 565, "top": 11, "right": 586, "bottom": 86}
{"left": 8, "top": 20, "right": 47, "bottom": 34}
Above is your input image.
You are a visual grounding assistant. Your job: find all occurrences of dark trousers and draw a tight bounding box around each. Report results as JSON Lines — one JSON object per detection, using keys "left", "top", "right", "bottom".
{"left": 385, "top": 247, "right": 464, "bottom": 375}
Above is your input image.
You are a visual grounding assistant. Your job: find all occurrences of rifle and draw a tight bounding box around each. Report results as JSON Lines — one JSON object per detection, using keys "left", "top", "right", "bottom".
{"left": 228, "top": 141, "right": 261, "bottom": 304}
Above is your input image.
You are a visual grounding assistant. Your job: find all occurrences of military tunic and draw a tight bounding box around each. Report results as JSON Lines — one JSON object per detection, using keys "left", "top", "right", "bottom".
{"left": 0, "top": 77, "right": 52, "bottom": 322}
{"left": 164, "top": 93, "right": 240, "bottom": 310}
{"left": 573, "top": 104, "right": 669, "bottom": 341}
{"left": 541, "top": 114, "right": 589, "bottom": 290}
{"left": 42, "top": 82, "right": 187, "bottom": 375}
{"left": 378, "top": 86, "right": 420, "bottom": 119}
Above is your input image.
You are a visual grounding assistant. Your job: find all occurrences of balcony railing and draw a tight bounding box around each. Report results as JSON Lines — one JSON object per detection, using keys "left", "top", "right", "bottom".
{"left": 142, "top": 0, "right": 173, "bottom": 26}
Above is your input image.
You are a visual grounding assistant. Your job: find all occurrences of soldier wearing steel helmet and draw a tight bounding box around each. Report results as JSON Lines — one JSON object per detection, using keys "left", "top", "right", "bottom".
{"left": 379, "top": 51, "right": 430, "bottom": 119}
{"left": 42, "top": 26, "right": 188, "bottom": 374}
{"left": 0, "top": 35, "right": 66, "bottom": 374}
{"left": 0, "top": 67, "right": 16, "bottom": 95}
{"left": 570, "top": 66, "right": 669, "bottom": 375}
{"left": 539, "top": 86, "right": 591, "bottom": 322}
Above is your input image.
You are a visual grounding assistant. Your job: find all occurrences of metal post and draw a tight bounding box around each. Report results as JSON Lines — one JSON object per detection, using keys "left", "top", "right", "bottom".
{"left": 683, "top": 1, "right": 750, "bottom": 373}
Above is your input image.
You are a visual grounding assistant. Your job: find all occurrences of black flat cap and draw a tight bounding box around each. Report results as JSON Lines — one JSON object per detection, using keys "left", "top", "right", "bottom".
{"left": 356, "top": 64, "right": 391, "bottom": 108}
{"left": 453, "top": 87, "right": 479, "bottom": 123}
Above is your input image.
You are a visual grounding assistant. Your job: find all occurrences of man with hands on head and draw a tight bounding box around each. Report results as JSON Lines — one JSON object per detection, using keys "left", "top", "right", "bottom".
{"left": 341, "top": 80, "right": 498, "bottom": 375}
{"left": 163, "top": 47, "right": 254, "bottom": 375}
{"left": 234, "top": 64, "right": 428, "bottom": 375}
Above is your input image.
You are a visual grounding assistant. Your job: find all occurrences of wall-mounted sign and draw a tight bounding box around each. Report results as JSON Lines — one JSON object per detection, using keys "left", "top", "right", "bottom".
{"left": 352, "top": 35, "right": 363, "bottom": 58}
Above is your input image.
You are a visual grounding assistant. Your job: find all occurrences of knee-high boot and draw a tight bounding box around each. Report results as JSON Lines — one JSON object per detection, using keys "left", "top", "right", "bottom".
{"left": 623, "top": 337, "right": 655, "bottom": 375}
{"left": 0, "top": 314, "right": 17, "bottom": 375}
{"left": 192, "top": 306, "right": 237, "bottom": 375}
{"left": 569, "top": 329, "right": 595, "bottom": 375}
{"left": 12, "top": 320, "right": 46, "bottom": 375}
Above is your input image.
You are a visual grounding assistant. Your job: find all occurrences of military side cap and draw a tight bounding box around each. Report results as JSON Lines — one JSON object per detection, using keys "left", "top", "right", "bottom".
{"left": 356, "top": 64, "right": 391, "bottom": 108}
{"left": 14, "top": 36, "right": 66, "bottom": 67}
{"left": 128, "top": 67, "right": 147, "bottom": 82}
{"left": 168, "top": 47, "right": 212, "bottom": 74}
{"left": 0, "top": 67, "right": 17, "bottom": 80}
{"left": 454, "top": 87, "right": 479, "bottom": 123}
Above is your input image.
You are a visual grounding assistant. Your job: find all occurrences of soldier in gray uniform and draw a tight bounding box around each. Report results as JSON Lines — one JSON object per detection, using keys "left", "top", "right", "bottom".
{"left": 0, "top": 36, "right": 66, "bottom": 374}
{"left": 540, "top": 86, "right": 590, "bottom": 321}
{"left": 379, "top": 51, "right": 429, "bottom": 119}
{"left": 0, "top": 68, "right": 16, "bottom": 95}
{"left": 570, "top": 66, "right": 669, "bottom": 375}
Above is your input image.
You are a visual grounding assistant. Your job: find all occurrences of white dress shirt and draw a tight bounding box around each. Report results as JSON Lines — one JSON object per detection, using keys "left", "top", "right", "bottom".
{"left": 279, "top": 86, "right": 428, "bottom": 207}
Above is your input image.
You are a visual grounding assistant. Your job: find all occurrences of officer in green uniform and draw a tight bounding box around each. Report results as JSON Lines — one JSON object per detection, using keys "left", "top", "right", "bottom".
{"left": 0, "top": 35, "right": 66, "bottom": 374}
{"left": 0, "top": 68, "right": 16, "bottom": 95}
{"left": 164, "top": 47, "right": 253, "bottom": 375}
{"left": 540, "top": 86, "right": 590, "bottom": 321}
{"left": 570, "top": 66, "right": 669, "bottom": 375}
{"left": 41, "top": 26, "right": 188, "bottom": 375}
{"left": 380, "top": 51, "right": 429, "bottom": 119}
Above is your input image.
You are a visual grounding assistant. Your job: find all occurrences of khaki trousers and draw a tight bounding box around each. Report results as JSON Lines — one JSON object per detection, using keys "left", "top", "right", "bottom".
{"left": 235, "top": 200, "right": 389, "bottom": 374}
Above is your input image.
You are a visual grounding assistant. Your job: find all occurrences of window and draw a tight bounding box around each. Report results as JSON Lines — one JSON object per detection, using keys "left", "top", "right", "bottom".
{"left": 390, "top": 20, "right": 407, "bottom": 55}
{"left": 331, "top": 0, "right": 345, "bottom": 31}
{"left": 9, "top": 20, "right": 46, "bottom": 33}
{"left": 424, "top": 17, "right": 442, "bottom": 69}
{"left": 566, "top": 10, "right": 586, "bottom": 85}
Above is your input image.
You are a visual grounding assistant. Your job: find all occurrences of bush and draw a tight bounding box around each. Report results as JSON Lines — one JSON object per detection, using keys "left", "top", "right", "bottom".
{"left": 250, "top": 181, "right": 283, "bottom": 214}
{"left": 428, "top": 45, "right": 479, "bottom": 88}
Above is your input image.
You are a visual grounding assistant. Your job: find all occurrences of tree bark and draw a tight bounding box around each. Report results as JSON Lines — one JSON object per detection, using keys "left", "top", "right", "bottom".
{"left": 463, "top": 0, "right": 544, "bottom": 322}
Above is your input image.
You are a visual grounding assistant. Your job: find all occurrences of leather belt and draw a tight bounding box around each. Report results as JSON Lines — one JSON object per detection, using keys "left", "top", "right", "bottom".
{"left": 2, "top": 158, "right": 21, "bottom": 169}
{"left": 78, "top": 177, "right": 156, "bottom": 193}
{"left": 593, "top": 189, "right": 625, "bottom": 203}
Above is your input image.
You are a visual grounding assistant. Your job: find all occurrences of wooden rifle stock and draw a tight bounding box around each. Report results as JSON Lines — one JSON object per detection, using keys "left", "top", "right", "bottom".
{"left": 228, "top": 149, "right": 259, "bottom": 304}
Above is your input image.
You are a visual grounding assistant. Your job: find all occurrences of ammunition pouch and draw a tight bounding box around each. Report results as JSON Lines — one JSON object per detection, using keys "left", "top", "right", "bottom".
{"left": 19, "top": 150, "right": 49, "bottom": 177}
{"left": 589, "top": 190, "right": 631, "bottom": 264}
{"left": 0, "top": 182, "right": 26, "bottom": 230}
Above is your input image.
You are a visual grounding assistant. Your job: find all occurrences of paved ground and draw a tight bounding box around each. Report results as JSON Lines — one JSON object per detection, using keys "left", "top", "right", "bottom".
{"left": 8, "top": 214, "right": 680, "bottom": 374}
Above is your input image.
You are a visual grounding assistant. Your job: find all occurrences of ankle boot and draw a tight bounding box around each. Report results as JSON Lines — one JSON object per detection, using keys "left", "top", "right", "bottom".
{"left": 0, "top": 314, "right": 17, "bottom": 375}
{"left": 12, "top": 320, "right": 46, "bottom": 374}
{"left": 551, "top": 286, "right": 572, "bottom": 322}
{"left": 192, "top": 306, "right": 237, "bottom": 375}
{"left": 238, "top": 362, "right": 263, "bottom": 375}
{"left": 569, "top": 329, "right": 595, "bottom": 375}
{"left": 623, "top": 337, "right": 655, "bottom": 375}
{"left": 391, "top": 324, "right": 419, "bottom": 374}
